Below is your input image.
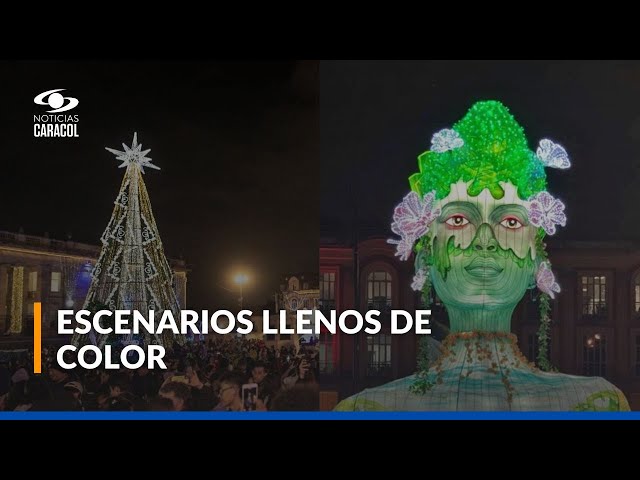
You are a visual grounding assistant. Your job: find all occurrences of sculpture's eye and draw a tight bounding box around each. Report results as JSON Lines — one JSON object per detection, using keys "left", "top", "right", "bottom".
{"left": 445, "top": 215, "right": 469, "bottom": 228}
{"left": 500, "top": 216, "right": 523, "bottom": 229}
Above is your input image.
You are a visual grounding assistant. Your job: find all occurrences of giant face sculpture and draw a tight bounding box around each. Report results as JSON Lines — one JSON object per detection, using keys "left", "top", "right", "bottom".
{"left": 389, "top": 101, "right": 568, "bottom": 333}
{"left": 334, "top": 100, "right": 632, "bottom": 412}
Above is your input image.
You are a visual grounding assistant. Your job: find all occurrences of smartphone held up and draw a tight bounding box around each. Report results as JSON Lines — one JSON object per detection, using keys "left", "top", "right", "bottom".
{"left": 242, "top": 383, "right": 258, "bottom": 411}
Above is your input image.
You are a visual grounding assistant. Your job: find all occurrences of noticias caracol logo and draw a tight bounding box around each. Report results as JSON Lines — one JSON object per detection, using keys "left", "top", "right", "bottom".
{"left": 34, "top": 89, "right": 79, "bottom": 113}
{"left": 33, "top": 89, "right": 79, "bottom": 138}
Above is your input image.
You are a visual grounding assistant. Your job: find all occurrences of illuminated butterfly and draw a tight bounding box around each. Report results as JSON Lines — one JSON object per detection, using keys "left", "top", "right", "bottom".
{"left": 536, "top": 139, "right": 571, "bottom": 169}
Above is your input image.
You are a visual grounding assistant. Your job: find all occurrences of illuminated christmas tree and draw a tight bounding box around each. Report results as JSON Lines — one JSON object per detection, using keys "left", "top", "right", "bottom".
{"left": 72, "top": 133, "right": 182, "bottom": 348}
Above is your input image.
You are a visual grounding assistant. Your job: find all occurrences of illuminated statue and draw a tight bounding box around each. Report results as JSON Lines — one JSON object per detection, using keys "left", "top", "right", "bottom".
{"left": 335, "top": 101, "right": 630, "bottom": 411}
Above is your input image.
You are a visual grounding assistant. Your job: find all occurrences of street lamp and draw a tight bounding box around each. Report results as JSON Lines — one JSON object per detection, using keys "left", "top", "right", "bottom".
{"left": 233, "top": 273, "right": 249, "bottom": 310}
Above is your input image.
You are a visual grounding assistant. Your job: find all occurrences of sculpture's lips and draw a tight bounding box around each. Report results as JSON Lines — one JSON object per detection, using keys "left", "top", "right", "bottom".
{"left": 464, "top": 257, "right": 504, "bottom": 277}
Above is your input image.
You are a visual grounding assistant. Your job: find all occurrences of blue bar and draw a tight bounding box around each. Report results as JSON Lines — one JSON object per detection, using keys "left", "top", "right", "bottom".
{"left": 0, "top": 411, "right": 639, "bottom": 420}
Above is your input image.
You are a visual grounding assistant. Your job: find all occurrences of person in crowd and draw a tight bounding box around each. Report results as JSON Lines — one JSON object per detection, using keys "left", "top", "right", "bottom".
{"left": 248, "top": 360, "right": 278, "bottom": 408}
{"left": 159, "top": 381, "right": 191, "bottom": 411}
{"left": 44, "top": 360, "right": 78, "bottom": 410}
{"left": 212, "top": 373, "right": 244, "bottom": 411}
{"left": 185, "top": 365, "right": 217, "bottom": 410}
{"left": 64, "top": 381, "right": 84, "bottom": 411}
{"left": 108, "top": 372, "right": 131, "bottom": 398}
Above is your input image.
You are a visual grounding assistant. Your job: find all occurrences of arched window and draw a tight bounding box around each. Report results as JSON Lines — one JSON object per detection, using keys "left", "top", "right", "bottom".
{"left": 290, "top": 298, "right": 298, "bottom": 310}
{"left": 367, "top": 271, "right": 392, "bottom": 309}
{"left": 288, "top": 277, "right": 299, "bottom": 291}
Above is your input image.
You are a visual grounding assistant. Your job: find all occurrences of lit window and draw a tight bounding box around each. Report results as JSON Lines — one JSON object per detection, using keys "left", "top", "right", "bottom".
{"left": 319, "top": 272, "right": 335, "bottom": 312}
{"left": 28, "top": 271, "right": 38, "bottom": 292}
{"left": 367, "top": 271, "right": 392, "bottom": 309}
{"left": 51, "top": 272, "right": 61, "bottom": 293}
{"left": 580, "top": 275, "right": 607, "bottom": 320}
{"left": 367, "top": 333, "right": 392, "bottom": 376}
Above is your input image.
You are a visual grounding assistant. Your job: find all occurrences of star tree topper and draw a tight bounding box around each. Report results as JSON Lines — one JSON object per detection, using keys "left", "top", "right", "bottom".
{"left": 105, "top": 132, "right": 160, "bottom": 173}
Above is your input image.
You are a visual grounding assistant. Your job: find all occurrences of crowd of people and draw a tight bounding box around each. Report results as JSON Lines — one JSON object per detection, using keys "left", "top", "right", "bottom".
{"left": 0, "top": 337, "right": 320, "bottom": 411}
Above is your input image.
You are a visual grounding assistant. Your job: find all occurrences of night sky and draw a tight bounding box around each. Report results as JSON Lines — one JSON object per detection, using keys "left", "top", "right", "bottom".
{"left": 321, "top": 60, "right": 640, "bottom": 244}
{"left": 2, "top": 61, "right": 318, "bottom": 310}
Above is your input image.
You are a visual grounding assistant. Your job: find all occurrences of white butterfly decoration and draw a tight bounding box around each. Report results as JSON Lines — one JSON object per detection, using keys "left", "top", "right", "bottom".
{"left": 536, "top": 139, "right": 571, "bottom": 169}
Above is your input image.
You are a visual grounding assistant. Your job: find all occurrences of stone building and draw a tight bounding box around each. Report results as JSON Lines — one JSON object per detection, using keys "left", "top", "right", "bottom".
{"left": 0, "top": 230, "right": 187, "bottom": 339}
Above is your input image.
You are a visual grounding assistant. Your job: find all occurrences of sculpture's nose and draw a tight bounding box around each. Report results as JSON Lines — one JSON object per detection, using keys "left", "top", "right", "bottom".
{"left": 471, "top": 223, "right": 498, "bottom": 252}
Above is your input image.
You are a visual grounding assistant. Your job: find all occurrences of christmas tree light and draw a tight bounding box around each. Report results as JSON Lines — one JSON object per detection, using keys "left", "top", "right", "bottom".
{"left": 72, "top": 133, "right": 182, "bottom": 348}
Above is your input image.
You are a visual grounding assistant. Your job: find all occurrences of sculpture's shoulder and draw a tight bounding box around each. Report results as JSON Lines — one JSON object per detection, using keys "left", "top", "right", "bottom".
{"left": 333, "top": 370, "right": 631, "bottom": 412}
{"left": 543, "top": 372, "right": 630, "bottom": 411}
{"left": 507, "top": 369, "right": 630, "bottom": 411}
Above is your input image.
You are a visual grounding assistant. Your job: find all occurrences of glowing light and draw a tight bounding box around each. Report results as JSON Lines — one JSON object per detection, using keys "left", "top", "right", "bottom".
{"left": 387, "top": 191, "right": 439, "bottom": 262}
{"left": 536, "top": 262, "right": 561, "bottom": 299}
{"left": 527, "top": 191, "right": 567, "bottom": 236}
{"left": 9, "top": 267, "right": 24, "bottom": 334}
{"left": 391, "top": 191, "right": 440, "bottom": 240}
{"left": 411, "top": 268, "right": 428, "bottom": 291}
{"left": 234, "top": 273, "right": 249, "bottom": 286}
{"left": 537, "top": 139, "right": 571, "bottom": 169}
{"left": 431, "top": 128, "right": 464, "bottom": 153}
{"left": 105, "top": 132, "right": 159, "bottom": 174}
{"left": 387, "top": 236, "right": 415, "bottom": 261}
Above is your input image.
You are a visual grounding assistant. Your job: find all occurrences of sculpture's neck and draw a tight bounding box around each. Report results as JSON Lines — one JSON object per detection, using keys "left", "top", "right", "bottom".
{"left": 445, "top": 304, "right": 514, "bottom": 333}
{"left": 435, "top": 331, "right": 535, "bottom": 374}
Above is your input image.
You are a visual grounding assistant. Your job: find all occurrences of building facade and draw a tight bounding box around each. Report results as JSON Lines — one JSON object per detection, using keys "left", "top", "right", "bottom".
{"left": 320, "top": 236, "right": 640, "bottom": 410}
{"left": 267, "top": 273, "right": 319, "bottom": 348}
{"left": 319, "top": 238, "right": 418, "bottom": 401}
{"left": 0, "top": 230, "right": 187, "bottom": 339}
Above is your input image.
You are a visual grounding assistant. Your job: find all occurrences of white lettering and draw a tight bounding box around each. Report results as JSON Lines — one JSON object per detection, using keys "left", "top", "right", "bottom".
{"left": 338, "top": 310, "right": 363, "bottom": 334}
{"left": 236, "top": 310, "right": 253, "bottom": 335}
{"left": 416, "top": 310, "right": 432, "bottom": 334}
{"left": 57, "top": 345, "right": 77, "bottom": 369}
{"left": 57, "top": 310, "right": 74, "bottom": 334}
{"left": 391, "top": 310, "right": 413, "bottom": 334}
{"left": 364, "top": 310, "right": 381, "bottom": 334}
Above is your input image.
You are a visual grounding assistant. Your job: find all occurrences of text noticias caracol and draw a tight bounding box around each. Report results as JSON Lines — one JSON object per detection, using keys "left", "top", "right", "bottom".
{"left": 56, "top": 309, "right": 433, "bottom": 370}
